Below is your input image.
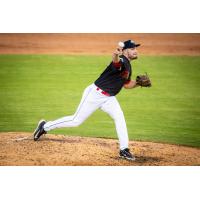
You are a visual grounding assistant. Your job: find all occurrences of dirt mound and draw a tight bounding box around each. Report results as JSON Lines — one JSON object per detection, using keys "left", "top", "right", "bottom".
{"left": 0, "top": 132, "right": 199, "bottom": 166}
{"left": 0, "top": 33, "right": 200, "bottom": 55}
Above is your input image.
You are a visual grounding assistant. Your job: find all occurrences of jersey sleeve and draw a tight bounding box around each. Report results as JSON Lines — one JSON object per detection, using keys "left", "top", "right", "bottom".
{"left": 124, "top": 68, "right": 132, "bottom": 84}
{"left": 124, "top": 79, "right": 131, "bottom": 85}
{"left": 111, "top": 57, "right": 124, "bottom": 71}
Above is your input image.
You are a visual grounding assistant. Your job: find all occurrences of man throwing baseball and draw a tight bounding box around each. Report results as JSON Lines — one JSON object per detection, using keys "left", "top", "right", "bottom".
{"left": 33, "top": 40, "right": 151, "bottom": 161}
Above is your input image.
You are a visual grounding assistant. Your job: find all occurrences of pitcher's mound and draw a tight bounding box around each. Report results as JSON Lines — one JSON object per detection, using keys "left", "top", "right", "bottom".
{"left": 0, "top": 132, "right": 199, "bottom": 166}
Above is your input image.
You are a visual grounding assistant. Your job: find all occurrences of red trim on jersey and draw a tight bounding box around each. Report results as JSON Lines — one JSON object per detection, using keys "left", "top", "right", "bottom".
{"left": 124, "top": 80, "right": 131, "bottom": 85}
{"left": 120, "top": 70, "right": 129, "bottom": 79}
{"left": 96, "top": 87, "right": 110, "bottom": 96}
{"left": 101, "top": 91, "right": 110, "bottom": 96}
{"left": 112, "top": 61, "right": 121, "bottom": 68}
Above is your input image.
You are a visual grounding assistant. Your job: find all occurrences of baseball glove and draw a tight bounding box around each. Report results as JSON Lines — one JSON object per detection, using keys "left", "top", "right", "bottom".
{"left": 136, "top": 73, "right": 152, "bottom": 87}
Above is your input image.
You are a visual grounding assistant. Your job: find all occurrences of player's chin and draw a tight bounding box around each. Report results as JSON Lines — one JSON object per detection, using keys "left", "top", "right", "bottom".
{"left": 131, "top": 55, "right": 138, "bottom": 60}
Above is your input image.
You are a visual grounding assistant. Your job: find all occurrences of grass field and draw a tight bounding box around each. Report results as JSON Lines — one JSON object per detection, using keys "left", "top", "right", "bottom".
{"left": 0, "top": 55, "right": 200, "bottom": 147}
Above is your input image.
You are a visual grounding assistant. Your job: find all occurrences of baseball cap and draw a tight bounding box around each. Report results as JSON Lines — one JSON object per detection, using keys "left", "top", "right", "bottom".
{"left": 122, "top": 40, "right": 140, "bottom": 50}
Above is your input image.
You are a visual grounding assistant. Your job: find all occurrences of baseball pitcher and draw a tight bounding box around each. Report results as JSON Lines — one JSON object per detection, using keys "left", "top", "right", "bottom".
{"left": 33, "top": 40, "right": 151, "bottom": 161}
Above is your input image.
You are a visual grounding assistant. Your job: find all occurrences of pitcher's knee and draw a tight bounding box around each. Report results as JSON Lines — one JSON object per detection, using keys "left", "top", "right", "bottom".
{"left": 71, "top": 118, "right": 84, "bottom": 127}
{"left": 112, "top": 110, "right": 125, "bottom": 121}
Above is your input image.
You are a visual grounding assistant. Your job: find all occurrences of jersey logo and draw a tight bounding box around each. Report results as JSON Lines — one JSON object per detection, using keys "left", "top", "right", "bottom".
{"left": 120, "top": 70, "right": 129, "bottom": 79}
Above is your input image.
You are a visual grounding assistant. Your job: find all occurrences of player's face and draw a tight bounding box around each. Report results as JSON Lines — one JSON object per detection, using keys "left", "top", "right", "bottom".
{"left": 127, "top": 47, "right": 138, "bottom": 60}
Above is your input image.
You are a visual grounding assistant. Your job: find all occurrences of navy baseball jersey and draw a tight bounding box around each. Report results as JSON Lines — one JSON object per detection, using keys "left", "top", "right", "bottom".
{"left": 94, "top": 55, "right": 132, "bottom": 96}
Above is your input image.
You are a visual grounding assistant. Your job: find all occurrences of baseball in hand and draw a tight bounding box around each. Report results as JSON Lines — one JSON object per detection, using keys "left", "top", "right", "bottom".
{"left": 118, "top": 41, "right": 124, "bottom": 48}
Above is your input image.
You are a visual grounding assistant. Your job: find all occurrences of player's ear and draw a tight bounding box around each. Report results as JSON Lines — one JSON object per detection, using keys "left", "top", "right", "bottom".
{"left": 122, "top": 49, "right": 127, "bottom": 55}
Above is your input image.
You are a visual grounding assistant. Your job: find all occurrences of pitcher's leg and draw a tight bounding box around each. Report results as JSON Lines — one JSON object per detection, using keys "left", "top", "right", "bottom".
{"left": 44, "top": 86, "right": 99, "bottom": 131}
{"left": 100, "top": 97, "right": 129, "bottom": 150}
{"left": 44, "top": 115, "right": 76, "bottom": 131}
{"left": 44, "top": 84, "right": 97, "bottom": 131}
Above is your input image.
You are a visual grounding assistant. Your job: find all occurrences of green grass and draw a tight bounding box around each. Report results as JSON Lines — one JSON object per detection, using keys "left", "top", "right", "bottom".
{"left": 0, "top": 55, "right": 200, "bottom": 147}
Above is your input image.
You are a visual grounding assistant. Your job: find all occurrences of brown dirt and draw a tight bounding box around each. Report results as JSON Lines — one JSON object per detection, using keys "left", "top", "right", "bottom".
{"left": 0, "top": 132, "right": 199, "bottom": 166}
{"left": 0, "top": 33, "right": 200, "bottom": 55}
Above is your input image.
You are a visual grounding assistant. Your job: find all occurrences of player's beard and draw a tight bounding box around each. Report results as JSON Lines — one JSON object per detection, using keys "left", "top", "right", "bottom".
{"left": 123, "top": 50, "right": 138, "bottom": 61}
{"left": 129, "top": 54, "right": 138, "bottom": 60}
{"left": 127, "top": 50, "right": 138, "bottom": 60}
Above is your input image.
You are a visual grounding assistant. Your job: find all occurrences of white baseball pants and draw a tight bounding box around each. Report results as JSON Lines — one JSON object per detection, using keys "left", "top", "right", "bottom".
{"left": 43, "top": 83, "right": 129, "bottom": 150}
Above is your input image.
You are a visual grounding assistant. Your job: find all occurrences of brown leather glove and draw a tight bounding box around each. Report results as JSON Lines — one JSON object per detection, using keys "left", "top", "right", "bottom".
{"left": 136, "top": 73, "right": 152, "bottom": 87}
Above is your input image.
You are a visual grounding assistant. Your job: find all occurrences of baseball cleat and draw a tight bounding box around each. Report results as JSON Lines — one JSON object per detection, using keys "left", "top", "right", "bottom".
{"left": 33, "top": 119, "right": 47, "bottom": 141}
{"left": 119, "top": 148, "right": 136, "bottom": 161}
